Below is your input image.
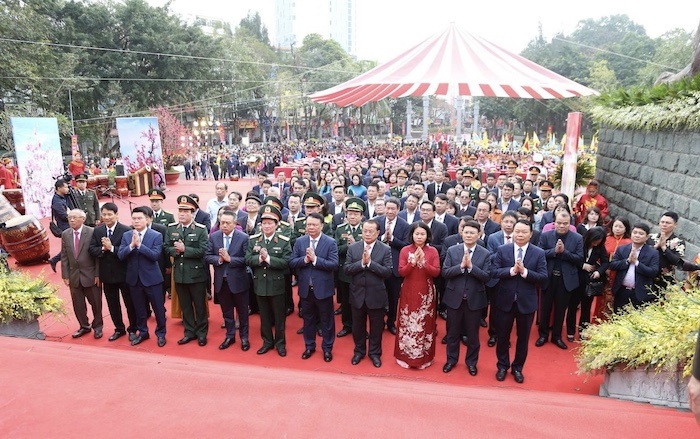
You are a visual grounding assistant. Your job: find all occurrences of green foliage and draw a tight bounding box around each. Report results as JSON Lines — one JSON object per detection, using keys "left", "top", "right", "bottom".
{"left": 551, "top": 154, "right": 596, "bottom": 188}
{"left": 0, "top": 266, "right": 65, "bottom": 324}
{"left": 576, "top": 284, "right": 700, "bottom": 377}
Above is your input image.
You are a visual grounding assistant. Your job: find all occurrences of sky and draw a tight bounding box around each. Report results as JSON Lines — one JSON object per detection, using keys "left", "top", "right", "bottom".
{"left": 150, "top": 0, "right": 699, "bottom": 62}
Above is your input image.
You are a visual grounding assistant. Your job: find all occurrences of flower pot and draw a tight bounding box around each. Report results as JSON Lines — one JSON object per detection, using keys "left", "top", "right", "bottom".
{"left": 600, "top": 365, "right": 689, "bottom": 409}
{"left": 164, "top": 170, "right": 180, "bottom": 185}
{"left": 0, "top": 318, "right": 45, "bottom": 340}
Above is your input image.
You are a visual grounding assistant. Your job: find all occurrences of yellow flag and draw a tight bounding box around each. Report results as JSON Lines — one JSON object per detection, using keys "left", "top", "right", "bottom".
{"left": 532, "top": 131, "right": 540, "bottom": 150}
{"left": 501, "top": 134, "right": 508, "bottom": 150}
{"left": 560, "top": 133, "right": 566, "bottom": 147}
{"left": 481, "top": 131, "right": 489, "bottom": 148}
{"left": 522, "top": 133, "right": 530, "bottom": 153}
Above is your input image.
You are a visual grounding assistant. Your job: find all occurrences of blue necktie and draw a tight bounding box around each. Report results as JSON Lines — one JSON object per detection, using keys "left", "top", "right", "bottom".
{"left": 224, "top": 235, "right": 231, "bottom": 250}
{"left": 517, "top": 247, "right": 523, "bottom": 261}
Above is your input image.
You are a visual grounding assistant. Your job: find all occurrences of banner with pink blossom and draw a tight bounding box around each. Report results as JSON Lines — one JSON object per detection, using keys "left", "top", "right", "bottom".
{"left": 10, "top": 117, "right": 64, "bottom": 219}
{"left": 116, "top": 117, "right": 164, "bottom": 174}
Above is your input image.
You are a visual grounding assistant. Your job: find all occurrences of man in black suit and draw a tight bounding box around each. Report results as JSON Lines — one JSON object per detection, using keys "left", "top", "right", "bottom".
{"left": 610, "top": 223, "right": 660, "bottom": 312}
{"left": 491, "top": 220, "right": 548, "bottom": 383}
{"left": 497, "top": 182, "right": 521, "bottom": 213}
{"left": 456, "top": 189, "right": 476, "bottom": 218}
{"left": 203, "top": 211, "right": 251, "bottom": 351}
{"left": 434, "top": 194, "right": 459, "bottom": 235}
{"left": 88, "top": 202, "right": 136, "bottom": 342}
{"left": 376, "top": 197, "right": 409, "bottom": 335}
{"left": 474, "top": 201, "right": 501, "bottom": 242}
{"left": 536, "top": 212, "right": 584, "bottom": 350}
{"left": 226, "top": 191, "right": 249, "bottom": 227}
{"left": 648, "top": 211, "right": 685, "bottom": 293}
{"left": 426, "top": 172, "right": 451, "bottom": 202}
{"left": 344, "top": 219, "right": 393, "bottom": 367}
{"left": 397, "top": 193, "right": 420, "bottom": 224}
{"left": 441, "top": 220, "right": 492, "bottom": 376}
{"left": 189, "top": 193, "right": 212, "bottom": 232}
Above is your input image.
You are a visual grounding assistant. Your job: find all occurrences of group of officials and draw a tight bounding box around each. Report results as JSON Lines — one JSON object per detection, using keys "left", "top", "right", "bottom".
{"left": 51, "top": 166, "right": 694, "bottom": 384}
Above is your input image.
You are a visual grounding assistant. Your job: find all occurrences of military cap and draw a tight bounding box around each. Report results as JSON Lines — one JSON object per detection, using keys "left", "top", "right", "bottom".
{"left": 177, "top": 195, "right": 198, "bottom": 211}
{"left": 468, "top": 152, "right": 478, "bottom": 160}
{"left": 539, "top": 180, "right": 554, "bottom": 190}
{"left": 148, "top": 188, "right": 166, "bottom": 200}
{"left": 75, "top": 173, "right": 88, "bottom": 182}
{"left": 528, "top": 166, "right": 541, "bottom": 174}
{"left": 396, "top": 168, "right": 409, "bottom": 178}
{"left": 506, "top": 160, "right": 518, "bottom": 167}
{"left": 303, "top": 192, "right": 324, "bottom": 207}
{"left": 462, "top": 168, "right": 475, "bottom": 178}
{"left": 264, "top": 195, "right": 284, "bottom": 210}
{"left": 345, "top": 197, "right": 366, "bottom": 213}
{"left": 260, "top": 204, "right": 281, "bottom": 222}
{"left": 246, "top": 193, "right": 262, "bottom": 204}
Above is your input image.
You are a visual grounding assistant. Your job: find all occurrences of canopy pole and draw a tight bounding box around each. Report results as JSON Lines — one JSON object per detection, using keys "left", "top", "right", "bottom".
{"left": 455, "top": 96, "right": 463, "bottom": 141}
{"left": 405, "top": 100, "right": 413, "bottom": 141}
{"left": 473, "top": 99, "right": 480, "bottom": 139}
{"left": 422, "top": 95, "right": 429, "bottom": 141}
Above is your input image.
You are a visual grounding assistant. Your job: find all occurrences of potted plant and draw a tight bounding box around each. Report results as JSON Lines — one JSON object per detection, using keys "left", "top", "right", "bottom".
{"left": 576, "top": 283, "right": 699, "bottom": 408}
{"left": 0, "top": 264, "right": 65, "bottom": 340}
{"left": 151, "top": 106, "right": 191, "bottom": 185}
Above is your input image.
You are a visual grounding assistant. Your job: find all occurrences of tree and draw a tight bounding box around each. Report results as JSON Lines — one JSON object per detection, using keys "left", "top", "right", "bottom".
{"left": 655, "top": 21, "right": 700, "bottom": 85}
{"left": 238, "top": 11, "right": 270, "bottom": 46}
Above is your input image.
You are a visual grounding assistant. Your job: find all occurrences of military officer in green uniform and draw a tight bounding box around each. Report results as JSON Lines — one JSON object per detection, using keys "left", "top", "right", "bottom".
{"left": 334, "top": 197, "right": 365, "bottom": 337}
{"left": 462, "top": 168, "right": 481, "bottom": 200}
{"left": 246, "top": 204, "right": 291, "bottom": 357}
{"left": 466, "top": 153, "right": 483, "bottom": 182}
{"left": 263, "top": 195, "right": 295, "bottom": 315}
{"left": 166, "top": 195, "right": 210, "bottom": 346}
{"left": 73, "top": 173, "right": 100, "bottom": 226}
{"left": 389, "top": 168, "right": 410, "bottom": 199}
{"left": 292, "top": 193, "right": 332, "bottom": 248}
{"left": 149, "top": 189, "right": 175, "bottom": 227}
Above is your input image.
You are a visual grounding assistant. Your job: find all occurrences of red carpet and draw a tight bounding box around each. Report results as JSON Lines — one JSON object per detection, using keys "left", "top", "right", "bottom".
{"left": 1, "top": 175, "right": 696, "bottom": 435}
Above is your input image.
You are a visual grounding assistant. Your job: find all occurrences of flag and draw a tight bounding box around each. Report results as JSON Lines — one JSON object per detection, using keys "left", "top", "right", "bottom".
{"left": 579, "top": 135, "right": 585, "bottom": 148}
{"left": 591, "top": 132, "right": 599, "bottom": 151}
{"left": 532, "top": 131, "right": 540, "bottom": 150}
{"left": 500, "top": 134, "right": 508, "bottom": 150}
{"left": 560, "top": 133, "right": 566, "bottom": 148}
{"left": 550, "top": 132, "right": 557, "bottom": 147}
{"left": 522, "top": 132, "right": 530, "bottom": 153}
{"left": 480, "top": 131, "right": 489, "bottom": 149}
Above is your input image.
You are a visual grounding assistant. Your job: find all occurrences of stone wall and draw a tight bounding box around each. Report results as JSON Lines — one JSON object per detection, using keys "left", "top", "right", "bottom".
{"left": 595, "top": 127, "right": 700, "bottom": 257}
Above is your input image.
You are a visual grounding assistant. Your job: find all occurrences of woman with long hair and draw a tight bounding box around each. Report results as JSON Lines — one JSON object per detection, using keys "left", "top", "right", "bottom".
{"left": 486, "top": 192, "right": 502, "bottom": 224}
{"left": 593, "top": 216, "right": 632, "bottom": 321}
{"left": 576, "top": 206, "right": 604, "bottom": 236}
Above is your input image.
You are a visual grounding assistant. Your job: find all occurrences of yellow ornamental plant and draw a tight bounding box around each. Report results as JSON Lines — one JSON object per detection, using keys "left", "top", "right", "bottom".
{"left": 0, "top": 267, "right": 65, "bottom": 324}
{"left": 576, "top": 284, "right": 700, "bottom": 377}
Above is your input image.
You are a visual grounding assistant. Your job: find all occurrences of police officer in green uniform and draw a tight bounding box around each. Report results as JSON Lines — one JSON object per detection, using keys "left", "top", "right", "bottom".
{"left": 166, "top": 195, "right": 210, "bottom": 346}
{"left": 334, "top": 197, "right": 365, "bottom": 337}
{"left": 390, "top": 168, "right": 410, "bottom": 199}
{"left": 246, "top": 204, "right": 291, "bottom": 357}
{"left": 73, "top": 173, "right": 100, "bottom": 226}
{"left": 149, "top": 189, "right": 175, "bottom": 227}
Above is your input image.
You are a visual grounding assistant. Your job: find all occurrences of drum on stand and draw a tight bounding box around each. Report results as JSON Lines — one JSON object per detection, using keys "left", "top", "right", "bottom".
{"left": 2, "top": 189, "right": 25, "bottom": 215}
{"left": 96, "top": 175, "right": 109, "bottom": 188}
{"left": 0, "top": 192, "right": 21, "bottom": 223}
{"left": 115, "top": 176, "right": 129, "bottom": 197}
{"left": 0, "top": 215, "right": 51, "bottom": 265}
{"left": 86, "top": 177, "right": 98, "bottom": 190}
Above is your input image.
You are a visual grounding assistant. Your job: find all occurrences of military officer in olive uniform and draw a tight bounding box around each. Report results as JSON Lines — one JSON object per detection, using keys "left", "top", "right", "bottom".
{"left": 73, "top": 173, "right": 100, "bottom": 226}
{"left": 149, "top": 189, "right": 175, "bottom": 227}
{"left": 390, "top": 168, "right": 410, "bottom": 199}
{"left": 291, "top": 193, "right": 332, "bottom": 247}
{"left": 166, "top": 195, "right": 210, "bottom": 346}
{"left": 462, "top": 168, "right": 481, "bottom": 200}
{"left": 245, "top": 204, "right": 291, "bottom": 357}
{"left": 334, "top": 197, "right": 365, "bottom": 337}
{"left": 263, "top": 195, "right": 295, "bottom": 315}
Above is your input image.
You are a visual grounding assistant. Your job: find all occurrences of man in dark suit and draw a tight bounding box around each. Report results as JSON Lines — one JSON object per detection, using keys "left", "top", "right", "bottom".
{"left": 189, "top": 193, "right": 212, "bottom": 232}
{"left": 118, "top": 206, "right": 166, "bottom": 347}
{"left": 610, "top": 223, "right": 660, "bottom": 312}
{"left": 536, "top": 212, "right": 584, "bottom": 350}
{"left": 648, "top": 211, "right": 685, "bottom": 293}
{"left": 426, "top": 172, "right": 451, "bottom": 201}
{"left": 88, "top": 202, "right": 135, "bottom": 342}
{"left": 344, "top": 219, "right": 393, "bottom": 367}
{"left": 474, "top": 201, "right": 501, "bottom": 242}
{"left": 397, "top": 193, "right": 421, "bottom": 224}
{"left": 142, "top": 207, "right": 169, "bottom": 299}
{"left": 49, "top": 178, "right": 75, "bottom": 272}
{"left": 456, "top": 189, "right": 477, "bottom": 218}
{"left": 61, "top": 209, "right": 102, "bottom": 339}
{"left": 497, "top": 182, "right": 521, "bottom": 212}
{"left": 491, "top": 219, "right": 548, "bottom": 384}
{"left": 334, "top": 198, "right": 365, "bottom": 337}
{"left": 434, "top": 194, "right": 459, "bottom": 235}
{"left": 226, "top": 191, "right": 249, "bottom": 227}
{"left": 376, "top": 197, "right": 410, "bottom": 334}
{"left": 204, "top": 211, "right": 251, "bottom": 351}
{"left": 441, "top": 220, "right": 492, "bottom": 376}
{"left": 290, "top": 212, "right": 339, "bottom": 362}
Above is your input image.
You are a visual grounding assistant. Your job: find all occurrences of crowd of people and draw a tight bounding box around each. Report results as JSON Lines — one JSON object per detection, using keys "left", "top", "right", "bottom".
{"left": 49, "top": 145, "right": 700, "bottom": 384}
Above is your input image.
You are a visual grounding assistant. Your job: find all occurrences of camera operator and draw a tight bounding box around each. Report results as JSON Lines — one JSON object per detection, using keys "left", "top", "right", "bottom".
{"left": 48, "top": 177, "right": 77, "bottom": 272}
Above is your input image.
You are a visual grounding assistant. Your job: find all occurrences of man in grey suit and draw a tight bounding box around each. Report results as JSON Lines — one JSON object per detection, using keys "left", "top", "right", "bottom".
{"left": 344, "top": 219, "right": 393, "bottom": 368}
{"left": 61, "top": 209, "right": 102, "bottom": 339}
{"left": 441, "top": 220, "right": 492, "bottom": 376}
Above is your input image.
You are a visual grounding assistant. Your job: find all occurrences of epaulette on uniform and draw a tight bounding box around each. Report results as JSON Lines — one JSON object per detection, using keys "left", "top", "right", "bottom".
{"left": 168, "top": 222, "right": 179, "bottom": 227}
{"left": 337, "top": 222, "right": 348, "bottom": 228}
{"left": 296, "top": 217, "right": 305, "bottom": 222}
{"left": 280, "top": 220, "right": 290, "bottom": 227}
{"left": 277, "top": 234, "right": 290, "bottom": 241}
{"left": 194, "top": 223, "right": 207, "bottom": 229}
{"left": 250, "top": 233, "right": 262, "bottom": 239}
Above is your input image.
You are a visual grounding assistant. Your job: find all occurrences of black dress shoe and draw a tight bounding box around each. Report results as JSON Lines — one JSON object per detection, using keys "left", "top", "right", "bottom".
{"left": 49, "top": 259, "right": 57, "bottom": 273}
{"left": 334, "top": 306, "right": 342, "bottom": 315}
{"left": 336, "top": 328, "right": 351, "bottom": 337}
{"left": 277, "top": 347, "right": 287, "bottom": 357}
{"left": 388, "top": 326, "right": 397, "bottom": 335}
{"left": 553, "top": 339, "right": 568, "bottom": 350}
{"left": 219, "top": 337, "right": 235, "bottom": 350}
{"left": 128, "top": 332, "right": 137, "bottom": 342}
{"left": 285, "top": 308, "right": 293, "bottom": 316}
{"left": 178, "top": 336, "right": 196, "bottom": 345}
{"left": 301, "top": 349, "right": 315, "bottom": 359}
{"left": 441, "top": 335, "right": 448, "bottom": 344}
{"left": 468, "top": 365, "right": 478, "bottom": 376}
{"left": 241, "top": 339, "right": 250, "bottom": 351}
{"left": 369, "top": 355, "right": 382, "bottom": 368}
{"left": 438, "top": 310, "right": 448, "bottom": 320}
{"left": 512, "top": 369, "right": 524, "bottom": 383}
{"left": 221, "top": 322, "right": 226, "bottom": 328}
{"left": 487, "top": 336, "right": 497, "bottom": 347}
{"left": 535, "top": 336, "right": 548, "bottom": 347}
{"left": 442, "top": 362, "right": 456, "bottom": 373}
{"left": 71, "top": 327, "right": 91, "bottom": 338}
{"left": 257, "top": 345, "right": 272, "bottom": 355}
{"left": 479, "top": 318, "right": 488, "bottom": 328}
{"left": 93, "top": 328, "right": 103, "bottom": 339}
{"left": 108, "top": 331, "right": 126, "bottom": 342}
{"left": 296, "top": 327, "right": 304, "bottom": 334}
{"left": 351, "top": 354, "right": 363, "bottom": 365}
{"left": 496, "top": 368, "right": 507, "bottom": 381}
{"left": 324, "top": 351, "right": 332, "bottom": 362}
{"left": 461, "top": 335, "right": 468, "bottom": 346}
{"left": 131, "top": 334, "right": 150, "bottom": 346}
{"left": 567, "top": 335, "right": 575, "bottom": 342}
{"left": 198, "top": 337, "right": 207, "bottom": 347}
{"left": 157, "top": 337, "right": 166, "bottom": 347}
{"left": 317, "top": 329, "right": 322, "bottom": 337}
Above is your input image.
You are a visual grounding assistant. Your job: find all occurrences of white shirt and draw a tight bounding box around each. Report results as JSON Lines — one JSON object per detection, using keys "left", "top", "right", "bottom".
{"left": 622, "top": 247, "right": 642, "bottom": 288}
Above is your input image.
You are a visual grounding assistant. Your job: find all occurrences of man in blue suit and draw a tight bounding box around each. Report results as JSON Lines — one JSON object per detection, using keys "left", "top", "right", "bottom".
{"left": 118, "top": 206, "right": 166, "bottom": 347}
{"left": 491, "top": 219, "right": 548, "bottom": 384}
{"left": 610, "top": 223, "right": 660, "bottom": 312}
{"left": 536, "top": 212, "right": 584, "bottom": 350}
{"left": 204, "top": 211, "right": 251, "bottom": 351}
{"left": 497, "top": 182, "right": 521, "bottom": 212}
{"left": 290, "top": 212, "right": 339, "bottom": 362}
{"left": 441, "top": 220, "right": 492, "bottom": 376}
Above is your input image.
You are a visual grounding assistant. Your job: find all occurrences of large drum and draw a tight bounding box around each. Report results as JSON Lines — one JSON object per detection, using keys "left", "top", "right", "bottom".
{"left": 2, "top": 189, "right": 25, "bottom": 215}
{"left": 96, "top": 175, "right": 109, "bottom": 188}
{"left": 0, "top": 215, "right": 50, "bottom": 265}
{"left": 115, "top": 175, "right": 129, "bottom": 197}
{"left": 86, "top": 176, "right": 98, "bottom": 190}
{"left": 0, "top": 192, "right": 21, "bottom": 223}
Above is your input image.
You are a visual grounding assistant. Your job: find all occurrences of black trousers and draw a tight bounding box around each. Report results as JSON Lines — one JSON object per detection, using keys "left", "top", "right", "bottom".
{"left": 493, "top": 302, "right": 535, "bottom": 372}
{"left": 103, "top": 281, "right": 136, "bottom": 334}
{"left": 566, "top": 285, "right": 593, "bottom": 337}
{"left": 177, "top": 281, "right": 208, "bottom": 339}
{"left": 218, "top": 279, "right": 249, "bottom": 340}
{"left": 385, "top": 275, "right": 403, "bottom": 329}
{"left": 337, "top": 280, "right": 352, "bottom": 330}
{"left": 484, "top": 284, "right": 498, "bottom": 336}
{"left": 352, "top": 303, "right": 384, "bottom": 357}
{"left": 446, "top": 300, "right": 483, "bottom": 366}
{"left": 284, "top": 273, "right": 294, "bottom": 311}
{"left": 257, "top": 294, "right": 286, "bottom": 349}
{"left": 538, "top": 275, "right": 570, "bottom": 341}
{"left": 301, "top": 289, "right": 335, "bottom": 352}
{"left": 613, "top": 287, "right": 642, "bottom": 313}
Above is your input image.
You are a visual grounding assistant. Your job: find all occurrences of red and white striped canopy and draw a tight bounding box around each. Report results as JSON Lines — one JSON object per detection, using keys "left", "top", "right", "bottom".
{"left": 310, "top": 24, "right": 598, "bottom": 107}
